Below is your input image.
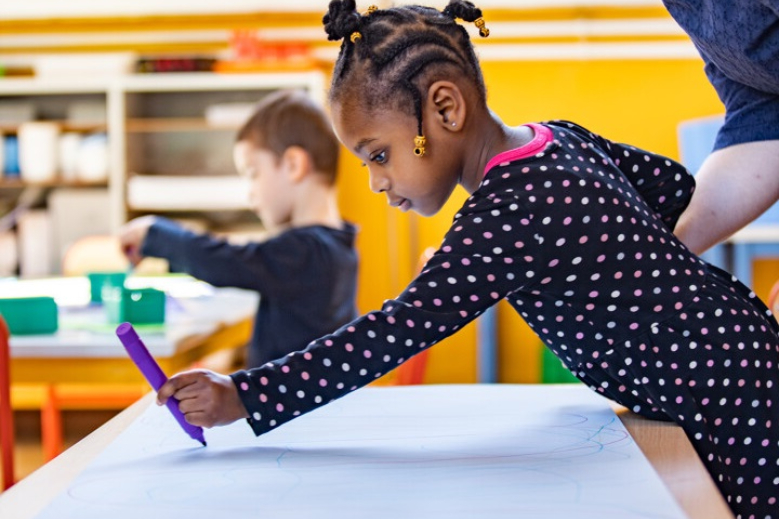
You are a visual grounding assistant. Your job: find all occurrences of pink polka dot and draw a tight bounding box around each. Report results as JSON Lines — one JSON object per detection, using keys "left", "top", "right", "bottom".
{"left": 260, "top": 393, "right": 268, "bottom": 403}
{"left": 276, "top": 403, "right": 284, "bottom": 412}
{"left": 240, "top": 382, "right": 249, "bottom": 391}
{"left": 301, "top": 372, "right": 310, "bottom": 380}
{"left": 319, "top": 379, "right": 328, "bottom": 387}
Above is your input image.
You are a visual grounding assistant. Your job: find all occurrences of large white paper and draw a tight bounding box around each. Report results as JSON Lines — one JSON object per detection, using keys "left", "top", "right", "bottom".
{"left": 35, "top": 385, "right": 687, "bottom": 519}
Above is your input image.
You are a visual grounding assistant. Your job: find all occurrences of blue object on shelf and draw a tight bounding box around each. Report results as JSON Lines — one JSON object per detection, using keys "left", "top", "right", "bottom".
{"left": 3, "top": 135, "right": 19, "bottom": 176}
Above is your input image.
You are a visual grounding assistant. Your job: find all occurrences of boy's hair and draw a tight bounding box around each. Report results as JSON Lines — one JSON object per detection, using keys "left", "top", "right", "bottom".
{"left": 236, "top": 89, "right": 340, "bottom": 184}
{"left": 323, "top": 0, "right": 487, "bottom": 138}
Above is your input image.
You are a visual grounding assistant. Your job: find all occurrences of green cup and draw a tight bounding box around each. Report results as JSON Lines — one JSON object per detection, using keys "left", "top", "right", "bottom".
{"left": 87, "top": 271, "right": 127, "bottom": 303}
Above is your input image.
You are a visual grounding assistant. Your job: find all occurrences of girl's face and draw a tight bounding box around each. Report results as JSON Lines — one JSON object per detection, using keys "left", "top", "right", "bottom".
{"left": 332, "top": 102, "right": 463, "bottom": 217}
{"left": 233, "top": 140, "right": 293, "bottom": 230}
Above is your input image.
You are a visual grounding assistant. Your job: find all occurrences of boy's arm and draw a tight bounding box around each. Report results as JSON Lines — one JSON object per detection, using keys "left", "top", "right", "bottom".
{"left": 141, "top": 217, "right": 304, "bottom": 294}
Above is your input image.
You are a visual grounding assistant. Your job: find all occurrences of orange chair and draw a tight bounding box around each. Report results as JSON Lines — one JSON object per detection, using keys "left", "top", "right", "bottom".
{"left": 0, "top": 315, "right": 15, "bottom": 490}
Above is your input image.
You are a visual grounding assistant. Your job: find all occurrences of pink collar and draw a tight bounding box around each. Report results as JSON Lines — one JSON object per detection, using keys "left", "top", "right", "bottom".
{"left": 483, "top": 123, "right": 554, "bottom": 176}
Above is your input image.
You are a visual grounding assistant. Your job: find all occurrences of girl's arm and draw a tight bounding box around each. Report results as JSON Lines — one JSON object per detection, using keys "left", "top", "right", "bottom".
{"left": 600, "top": 139, "right": 695, "bottom": 231}
{"left": 553, "top": 121, "right": 696, "bottom": 231}
{"left": 227, "top": 201, "right": 537, "bottom": 436}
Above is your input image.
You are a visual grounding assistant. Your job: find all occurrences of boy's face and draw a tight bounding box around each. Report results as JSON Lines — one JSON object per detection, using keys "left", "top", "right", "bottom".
{"left": 233, "top": 141, "right": 294, "bottom": 229}
{"left": 331, "top": 102, "right": 462, "bottom": 217}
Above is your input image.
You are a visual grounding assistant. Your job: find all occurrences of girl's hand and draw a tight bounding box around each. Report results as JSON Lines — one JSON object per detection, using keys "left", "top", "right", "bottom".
{"left": 117, "top": 215, "right": 157, "bottom": 266}
{"left": 156, "top": 369, "right": 250, "bottom": 428}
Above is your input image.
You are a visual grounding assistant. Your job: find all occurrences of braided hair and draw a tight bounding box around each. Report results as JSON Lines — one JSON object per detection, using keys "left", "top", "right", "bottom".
{"left": 323, "top": 0, "right": 488, "bottom": 155}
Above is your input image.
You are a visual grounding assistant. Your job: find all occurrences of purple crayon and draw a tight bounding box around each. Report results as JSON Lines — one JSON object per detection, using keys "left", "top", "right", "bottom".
{"left": 116, "top": 322, "right": 207, "bottom": 446}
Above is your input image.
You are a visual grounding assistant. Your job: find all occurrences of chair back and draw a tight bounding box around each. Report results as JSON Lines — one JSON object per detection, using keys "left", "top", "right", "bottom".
{"left": 0, "top": 314, "right": 15, "bottom": 490}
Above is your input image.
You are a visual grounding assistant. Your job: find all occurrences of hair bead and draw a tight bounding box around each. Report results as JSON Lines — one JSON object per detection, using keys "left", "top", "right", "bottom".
{"left": 350, "top": 31, "right": 362, "bottom": 43}
{"left": 366, "top": 5, "right": 378, "bottom": 14}
{"left": 474, "top": 17, "right": 489, "bottom": 37}
{"left": 413, "top": 135, "right": 427, "bottom": 157}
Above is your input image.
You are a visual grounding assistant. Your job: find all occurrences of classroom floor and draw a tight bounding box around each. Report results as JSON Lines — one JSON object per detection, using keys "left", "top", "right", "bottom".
{"left": 2, "top": 409, "right": 120, "bottom": 489}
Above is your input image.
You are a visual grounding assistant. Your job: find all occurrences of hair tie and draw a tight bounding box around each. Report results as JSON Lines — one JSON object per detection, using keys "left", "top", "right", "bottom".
{"left": 474, "top": 17, "right": 489, "bottom": 37}
{"left": 350, "top": 31, "right": 362, "bottom": 43}
{"left": 413, "top": 135, "right": 427, "bottom": 157}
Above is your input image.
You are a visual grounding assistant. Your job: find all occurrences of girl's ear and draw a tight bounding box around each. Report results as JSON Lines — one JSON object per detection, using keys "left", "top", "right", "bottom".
{"left": 426, "top": 80, "right": 466, "bottom": 133}
{"left": 281, "top": 146, "right": 312, "bottom": 183}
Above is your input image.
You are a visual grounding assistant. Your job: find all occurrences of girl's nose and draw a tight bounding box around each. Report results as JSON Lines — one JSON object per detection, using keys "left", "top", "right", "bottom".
{"left": 368, "top": 170, "right": 388, "bottom": 193}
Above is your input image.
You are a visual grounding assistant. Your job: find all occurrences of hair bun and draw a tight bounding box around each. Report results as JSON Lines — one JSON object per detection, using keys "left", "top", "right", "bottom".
{"left": 323, "top": 0, "right": 362, "bottom": 42}
{"left": 443, "top": 0, "right": 483, "bottom": 23}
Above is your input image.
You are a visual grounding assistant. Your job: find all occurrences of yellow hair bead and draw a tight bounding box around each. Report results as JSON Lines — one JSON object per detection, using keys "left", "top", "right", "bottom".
{"left": 474, "top": 17, "right": 489, "bottom": 38}
{"left": 366, "top": 5, "right": 378, "bottom": 14}
{"left": 413, "top": 135, "right": 427, "bottom": 157}
{"left": 350, "top": 31, "right": 362, "bottom": 43}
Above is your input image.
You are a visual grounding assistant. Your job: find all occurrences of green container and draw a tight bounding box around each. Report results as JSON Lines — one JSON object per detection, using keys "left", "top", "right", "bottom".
{"left": 541, "top": 345, "right": 580, "bottom": 384}
{"left": 87, "top": 271, "right": 127, "bottom": 303}
{"left": 0, "top": 297, "right": 58, "bottom": 335}
{"left": 103, "top": 286, "right": 165, "bottom": 325}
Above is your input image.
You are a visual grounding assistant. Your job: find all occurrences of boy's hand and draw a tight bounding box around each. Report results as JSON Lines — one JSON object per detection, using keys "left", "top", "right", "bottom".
{"left": 117, "top": 216, "right": 157, "bottom": 265}
{"left": 156, "top": 369, "right": 250, "bottom": 428}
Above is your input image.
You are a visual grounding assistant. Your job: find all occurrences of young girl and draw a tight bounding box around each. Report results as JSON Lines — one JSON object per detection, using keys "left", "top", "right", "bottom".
{"left": 157, "top": 2, "right": 778, "bottom": 517}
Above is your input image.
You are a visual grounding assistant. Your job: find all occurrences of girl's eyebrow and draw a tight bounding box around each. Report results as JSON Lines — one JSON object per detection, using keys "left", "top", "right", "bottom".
{"left": 355, "top": 137, "right": 377, "bottom": 153}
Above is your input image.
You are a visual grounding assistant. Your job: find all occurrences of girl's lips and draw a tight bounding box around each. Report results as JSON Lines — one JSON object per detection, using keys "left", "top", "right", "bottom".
{"left": 398, "top": 199, "right": 411, "bottom": 212}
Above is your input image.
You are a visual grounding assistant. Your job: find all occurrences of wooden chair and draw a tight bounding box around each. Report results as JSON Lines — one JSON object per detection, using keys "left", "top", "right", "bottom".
{"left": 0, "top": 315, "right": 15, "bottom": 490}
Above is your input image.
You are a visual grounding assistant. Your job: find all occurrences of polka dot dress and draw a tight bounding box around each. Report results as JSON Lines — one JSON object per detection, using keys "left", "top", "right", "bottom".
{"left": 231, "top": 120, "right": 779, "bottom": 519}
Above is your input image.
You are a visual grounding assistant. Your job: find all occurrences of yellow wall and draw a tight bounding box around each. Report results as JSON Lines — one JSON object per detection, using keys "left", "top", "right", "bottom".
{"left": 1, "top": 7, "right": 738, "bottom": 385}
{"left": 337, "top": 56, "right": 728, "bottom": 384}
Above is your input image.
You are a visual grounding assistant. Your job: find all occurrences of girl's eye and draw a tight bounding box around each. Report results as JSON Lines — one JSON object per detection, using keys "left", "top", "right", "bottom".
{"left": 371, "top": 151, "right": 388, "bottom": 165}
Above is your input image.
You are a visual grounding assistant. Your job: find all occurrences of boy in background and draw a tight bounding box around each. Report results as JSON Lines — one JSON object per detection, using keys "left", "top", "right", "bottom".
{"left": 119, "top": 89, "right": 359, "bottom": 369}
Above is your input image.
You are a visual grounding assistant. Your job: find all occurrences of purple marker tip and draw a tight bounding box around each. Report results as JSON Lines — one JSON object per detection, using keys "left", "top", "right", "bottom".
{"left": 116, "top": 322, "right": 207, "bottom": 446}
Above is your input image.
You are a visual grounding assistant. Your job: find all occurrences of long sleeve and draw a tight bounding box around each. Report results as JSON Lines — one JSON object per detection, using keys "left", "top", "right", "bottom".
{"left": 231, "top": 194, "right": 540, "bottom": 435}
{"left": 143, "top": 217, "right": 334, "bottom": 296}
{"left": 555, "top": 121, "right": 695, "bottom": 231}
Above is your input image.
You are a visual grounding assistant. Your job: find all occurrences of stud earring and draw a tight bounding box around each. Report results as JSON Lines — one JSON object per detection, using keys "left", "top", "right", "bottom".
{"left": 451, "top": 122, "right": 457, "bottom": 127}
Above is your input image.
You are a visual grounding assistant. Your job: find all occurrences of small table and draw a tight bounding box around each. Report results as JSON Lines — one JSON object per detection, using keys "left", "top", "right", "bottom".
{"left": 0, "top": 386, "right": 733, "bottom": 519}
{"left": 5, "top": 276, "right": 258, "bottom": 386}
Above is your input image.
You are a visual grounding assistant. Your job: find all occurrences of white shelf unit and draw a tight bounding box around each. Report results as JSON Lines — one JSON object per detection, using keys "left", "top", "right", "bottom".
{"left": 0, "top": 71, "right": 326, "bottom": 234}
